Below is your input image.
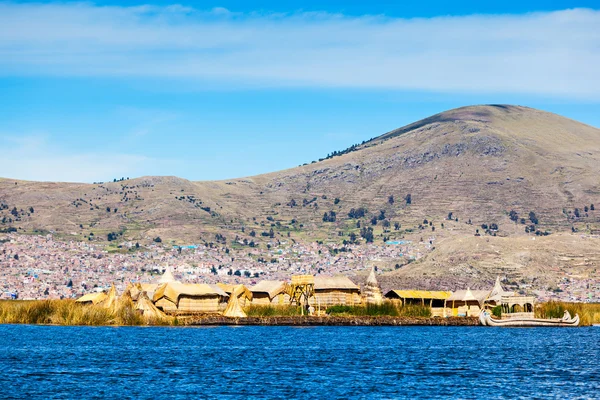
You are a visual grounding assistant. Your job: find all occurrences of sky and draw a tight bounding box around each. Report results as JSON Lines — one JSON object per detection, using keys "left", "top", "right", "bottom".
{"left": 0, "top": 1, "right": 599, "bottom": 182}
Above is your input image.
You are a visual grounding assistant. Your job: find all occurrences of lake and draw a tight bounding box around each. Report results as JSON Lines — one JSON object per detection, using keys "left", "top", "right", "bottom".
{"left": 1, "top": 325, "right": 598, "bottom": 399}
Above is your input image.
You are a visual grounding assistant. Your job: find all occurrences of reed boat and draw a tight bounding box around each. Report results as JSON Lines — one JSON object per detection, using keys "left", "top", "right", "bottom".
{"left": 479, "top": 310, "right": 580, "bottom": 327}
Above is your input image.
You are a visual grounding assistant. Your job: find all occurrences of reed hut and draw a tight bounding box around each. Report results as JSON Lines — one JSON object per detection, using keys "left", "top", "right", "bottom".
{"left": 445, "top": 288, "right": 490, "bottom": 317}
{"left": 135, "top": 291, "right": 168, "bottom": 321}
{"left": 362, "top": 267, "right": 383, "bottom": 304}
{"left": 140, "top": 283, "right": 158, "bottom": 300}
{"left": 311, "top": 276, "right": 361, "bottom": 307}
{"left": 217, "top": 283, "right": 253, "bottom": 308}
{"left": 485, "top": 277, "right": 513, "bottom": 307}
{"left": 153, "top": 282, "right": 229, "bottom": 314}
{"left": 249, "top": 280, "right": 290, "bottom": 305}
{"left": 102, "top": 285, "right": 118, "bottom": 309}
{"left": 75, "top": 291, "right": 108, "bottom": 305}
{"left": 384, "top": 290, "right": 451, "bottom": 317}
{"left": 222, "top": 285, "right": 250, "bottom": 318}
{"left": 158, "top": 266, "right": 179, "bottom": 284}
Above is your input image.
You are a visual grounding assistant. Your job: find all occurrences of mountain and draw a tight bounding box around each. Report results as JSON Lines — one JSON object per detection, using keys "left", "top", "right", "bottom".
{"left": 2, "top": 105, "right": 600, "bottom": 288}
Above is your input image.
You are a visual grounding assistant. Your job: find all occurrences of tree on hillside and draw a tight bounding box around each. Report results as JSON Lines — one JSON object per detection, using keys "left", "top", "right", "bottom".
{"left": 529, "top": 211, "right": 538, "bottom": 225}
{"left": 370, "top": 216, "right": 378, "bottom": 225}
{"left": 509, "top": 210, "right": 519, "bottom": 222}
{"left": 394, "top": 222, "right": 400, "bottom": 230}
{"left": 334, "top": 198, "right": 340, "bottom": 205}
{"left": 574, "top": 208, "right": 581, "bottom": 218}
{"left": 405, "top": 194, "right": 412, "bottom": 204}
{"left": 153, "top": 236, "right": 162, "bottom": 243}
{"left": 388, "top": 195, "right": 394, "bottom": 205}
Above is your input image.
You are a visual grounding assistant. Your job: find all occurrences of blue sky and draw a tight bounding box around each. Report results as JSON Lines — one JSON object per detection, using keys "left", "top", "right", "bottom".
{"left": 0, "top": 1, "right": 599, "bottom": 182}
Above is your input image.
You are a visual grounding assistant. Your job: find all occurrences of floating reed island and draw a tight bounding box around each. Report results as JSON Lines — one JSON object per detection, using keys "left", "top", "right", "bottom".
{"left": 1, "top": 267, "right": 599, "bottom": 326}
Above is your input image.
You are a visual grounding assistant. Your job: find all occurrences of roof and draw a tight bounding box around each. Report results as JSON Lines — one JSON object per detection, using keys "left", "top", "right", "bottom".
{"left": 447, "top": 289, "right": 491, "bottom": 303}
{"left": 366, "top": 267, "right": 378, "bottom": 286}
{"left": 249, "top": 280, "right": 287, "bottom": 299}
{"left": 385, "top": 290, "right": 452, "bottom": 300}
{"left": 488, "top": 277, "right": 513, "bottom": 302}
{"left": 153, "top": 282, "right": 229, "bottom": 304}
{"left": 76, "top": 292, "right": 107, "bottom": 304}
{"left": 314, "top": 276, "right": 360, "bottom": 291}
{"left": 218, "top": 283, "right": 253, "bottom": 300}
{"left": 158, "top": 266, "right": 179, "bottom": 284}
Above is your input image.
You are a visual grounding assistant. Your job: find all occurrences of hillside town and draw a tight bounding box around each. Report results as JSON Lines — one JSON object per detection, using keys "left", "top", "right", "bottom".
{"left": 1, "top": 232, "right": 598, "bottom": 303}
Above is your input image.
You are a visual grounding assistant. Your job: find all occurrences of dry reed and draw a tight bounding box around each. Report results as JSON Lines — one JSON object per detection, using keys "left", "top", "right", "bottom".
{"left": 0, "top": 299, "right": 174, "bottom": 326}
{"left": 536, "top": 301, "right": 600, "bottom": 327}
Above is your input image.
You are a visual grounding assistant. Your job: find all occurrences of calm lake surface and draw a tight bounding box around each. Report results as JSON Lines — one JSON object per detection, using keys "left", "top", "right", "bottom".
{"left": 1, "top": 325, "right": 598, "bottom": 399}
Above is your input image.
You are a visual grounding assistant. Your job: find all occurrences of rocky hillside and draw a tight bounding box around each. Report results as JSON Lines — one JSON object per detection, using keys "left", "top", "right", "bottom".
{"left": 2, "top": 104, "right": 600, "bottom": 290}
{"left": 2, "top": 104, "right": 598, "bottom": 245}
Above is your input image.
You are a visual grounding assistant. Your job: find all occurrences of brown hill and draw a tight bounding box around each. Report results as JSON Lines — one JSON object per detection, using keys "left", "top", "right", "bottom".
{"left": 2, "top": 104, "right": 600, "bottom": 290}
{"left": 1, "top": 104, "right": 599, "bottom": 245}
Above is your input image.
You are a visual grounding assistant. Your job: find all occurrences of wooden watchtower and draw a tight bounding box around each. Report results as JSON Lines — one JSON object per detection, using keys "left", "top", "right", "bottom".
{"left": 289, "top": 275, "right": 315, "bottom": 311}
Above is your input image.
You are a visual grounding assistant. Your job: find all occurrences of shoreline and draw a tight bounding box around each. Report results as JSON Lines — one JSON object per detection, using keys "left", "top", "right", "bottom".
{"left": 182, "top": 316, "right": 480, "bottom": 326}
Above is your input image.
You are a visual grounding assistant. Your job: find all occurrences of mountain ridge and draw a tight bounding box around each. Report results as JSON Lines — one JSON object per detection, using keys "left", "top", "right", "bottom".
{"left": 2, "top": 104, "right": 600, "bottom": 289}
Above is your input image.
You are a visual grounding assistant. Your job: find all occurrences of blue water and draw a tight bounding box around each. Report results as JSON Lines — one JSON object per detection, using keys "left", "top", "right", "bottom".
{"left": 1, "top": 325, "right": 599, "bottom": 399}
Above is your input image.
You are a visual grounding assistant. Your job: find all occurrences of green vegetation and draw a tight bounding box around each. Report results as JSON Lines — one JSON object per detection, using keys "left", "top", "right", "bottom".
{"left": 491, "top": 305, "right": 502, "bottom": 318}
{"left": 326, "top": 302, "right": 431, "bottom": 318}
{"left": 536, "top": 301, "right": 600, "bottom": 327}
{"left": 0, "top": 300, "right": 172, "bottom": 326}
{"left": 244, "top": 304, "right": 303, "bottom": 317}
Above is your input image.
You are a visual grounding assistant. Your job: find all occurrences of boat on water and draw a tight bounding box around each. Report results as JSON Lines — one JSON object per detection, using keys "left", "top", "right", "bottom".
{"left": 480, "top": 309, "right": 580, "bottom": 327}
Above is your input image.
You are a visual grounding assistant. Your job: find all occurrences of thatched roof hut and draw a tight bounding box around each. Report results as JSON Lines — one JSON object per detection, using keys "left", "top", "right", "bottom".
{"left": 102, "top": 285, "right": 118, "bottom": 309}
{"left": 312, "top": 276, "right": 361, "bottom": 307}
{"left": 446, "top": 288, "right": 490, "bottom": 317}
{"left": 486, "top": 277, "right": 513, "bottom": 305}
{"left": 249, "top": 280, "right": 289, "bottom": 305}
{"left": 135, "top": 291, "right": 168, "bottom": 321}
{"left": 158, "top": 266, "right": 179, "bottom": 284}
{"left": 75, "top": 291, "right": 108, "bottom": 305}
{"left": 362, "top": 267, "right": 383, "bottom": 304}
{"left": 153, "top": 282, "right": 229, "bottom": 314}
{"left": 385, "top": 290, "right": 452, "bottom": 317}
{"left": 217, "top": 283, "right": 253, "bottom": 307}
{"left": 223, "top": 285, "right": 250, "bottom": 318}
{"left": 140, "top": 283, "right": 158, "bottom": 299}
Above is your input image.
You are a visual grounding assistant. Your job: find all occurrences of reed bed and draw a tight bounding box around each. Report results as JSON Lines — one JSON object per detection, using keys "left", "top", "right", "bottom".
{"left": 0, "top": 300, "right": 173, "bottom": 326}
{"left": 536, "top": 301, "right": 600, "bottom": 327}
{"left": 326, "top": 302, "right": 432, "bottom": 318}
{"left": 244, "top": 304, "right": 303, "bottom": 317}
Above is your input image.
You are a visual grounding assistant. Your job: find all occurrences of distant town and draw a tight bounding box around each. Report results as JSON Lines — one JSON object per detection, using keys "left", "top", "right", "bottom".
{"left": 1, "top": 233, "right": 598, "bottom": 303}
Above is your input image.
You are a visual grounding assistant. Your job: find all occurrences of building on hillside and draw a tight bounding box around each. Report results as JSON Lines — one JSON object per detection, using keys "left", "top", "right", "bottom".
{"left": 153, "top": 282, "right": 229, "bottom": 313}
{"left": 445, "top": 288, "right": 490, "bottom": 317}
{"left": 384, "top": 290, "right": 452, "bottom": 317}
{"left": 249, "top": 280, "right": 289, "bottom": 305}
{"left": 362, "top": 267, "right": 383, "bottom": 304}
{"left": 311, "top": 276, "right": 361, "bottom": 308}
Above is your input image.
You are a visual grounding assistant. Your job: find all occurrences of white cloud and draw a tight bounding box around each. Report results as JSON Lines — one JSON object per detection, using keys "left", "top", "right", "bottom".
{"left": 0, "top": 4, "right": 599, "bottom": 97}
{"left": 0, "top": 134, "right": 159, "bottom": 182}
